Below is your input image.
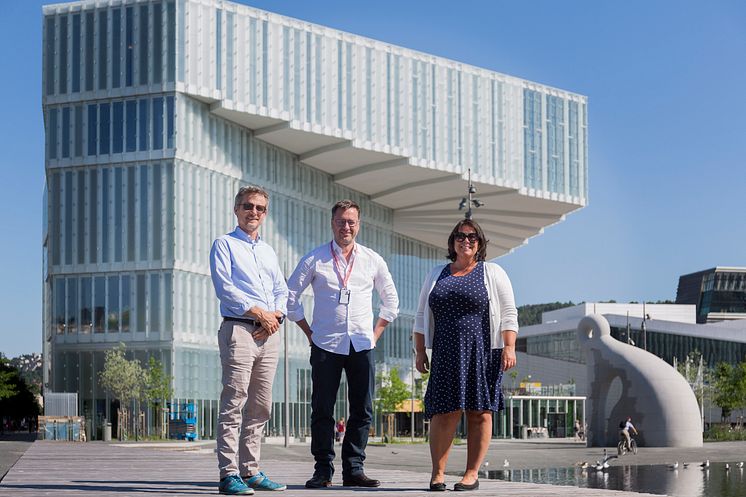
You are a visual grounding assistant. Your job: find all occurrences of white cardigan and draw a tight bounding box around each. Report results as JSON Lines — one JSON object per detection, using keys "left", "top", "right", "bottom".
{"left": 412, "top": 262, "right": 518, "bottom": 349}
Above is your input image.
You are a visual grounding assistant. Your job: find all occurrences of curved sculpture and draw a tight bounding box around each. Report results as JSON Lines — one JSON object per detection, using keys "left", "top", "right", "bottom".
{"left": 577, "top": 314, "right": 703, "bottom": 447}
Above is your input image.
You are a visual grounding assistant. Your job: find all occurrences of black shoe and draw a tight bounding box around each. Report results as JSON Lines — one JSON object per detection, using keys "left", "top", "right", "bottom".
{"left": 342, "top": 473, "right": 381, "bottom": 487}
{"left": 305, "top": 475, "right": 332, "bottom": 489}
{"left": 454, "top": 479, "right": 479, "bottom": 491}
{"left": 429, "top": 481, "right": 447, "bottom": 491}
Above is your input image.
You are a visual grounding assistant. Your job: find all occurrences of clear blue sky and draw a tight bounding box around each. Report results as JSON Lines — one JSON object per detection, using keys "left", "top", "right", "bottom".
{"left": 1, "top": 0, "right": 744, "bottom": 357}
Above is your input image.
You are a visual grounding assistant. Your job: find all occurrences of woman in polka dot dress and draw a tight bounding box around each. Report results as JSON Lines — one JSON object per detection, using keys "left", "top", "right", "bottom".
{"left": 413, "top": 219, "right": 518, "bottom": 492}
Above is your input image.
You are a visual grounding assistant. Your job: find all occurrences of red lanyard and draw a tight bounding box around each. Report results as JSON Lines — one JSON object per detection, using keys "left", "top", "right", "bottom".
{"left": 330, "top": 242, "right": 355, "bottom": 289}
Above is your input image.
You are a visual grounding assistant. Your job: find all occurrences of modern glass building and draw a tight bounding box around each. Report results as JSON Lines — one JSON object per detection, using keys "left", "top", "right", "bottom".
{"left": 676, "top": 267, "right": 746, "bottom": 324}
{"left": 42, "top": 0, "right": 588, "bottom": 439}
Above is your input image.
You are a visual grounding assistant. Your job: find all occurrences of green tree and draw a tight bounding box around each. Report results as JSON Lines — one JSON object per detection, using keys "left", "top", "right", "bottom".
{"left": 517, "top": 302, "right": 575, "bottom": 326}
{"left": 0, "top": 354, "right": 41, "bottom": 428}
{"left": 713, "top": 361, "right": 746, "bottom": 421}
{"left": 98, "top": 344, "right": 145, "bottom": 439}
{"left": 376, "top": 367, "right": 410, "bottom": 414}
{"left": 143, "top": 357, "right": 173, "bottom": 438}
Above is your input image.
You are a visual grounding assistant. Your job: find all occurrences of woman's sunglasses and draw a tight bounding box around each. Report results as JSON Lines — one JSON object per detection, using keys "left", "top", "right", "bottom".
{"left": 454, "top": 232, "right": 479, "bottom": 243}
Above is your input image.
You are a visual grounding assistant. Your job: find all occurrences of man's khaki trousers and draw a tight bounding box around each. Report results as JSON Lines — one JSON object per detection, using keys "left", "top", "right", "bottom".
{"left": 216, "top": 320, "right": 279, "bottom": 479}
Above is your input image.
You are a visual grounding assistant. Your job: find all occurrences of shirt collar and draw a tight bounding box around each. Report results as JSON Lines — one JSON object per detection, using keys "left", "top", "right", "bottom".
{"left": 331, "top": 240, "right": 357, "bottom": 259}
{"left": 233, "top": 226, "right": 261, "bottom": 244}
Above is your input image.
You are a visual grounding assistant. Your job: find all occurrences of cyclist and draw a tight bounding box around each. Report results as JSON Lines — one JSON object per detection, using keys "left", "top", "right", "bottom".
{"left": 619, "top": 416, "right": 638, "bottom": 452}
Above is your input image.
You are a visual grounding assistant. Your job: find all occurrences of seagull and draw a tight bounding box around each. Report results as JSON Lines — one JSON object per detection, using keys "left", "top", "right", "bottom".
{"left": 725, "top": 463, "right": 730, "bottom": 471}
{"left": 667, "top": 462, "right": 679, "bottom": 470}
{"left": 579, "top": 461, "right": 589, "bottom": 469}
{"left": 737, "top": 462, "right": 744, "bottom": 468}
{"left": 594, "top": 460, "right": 605, "bottom": 471}
{"left": 391, "top": 451, "right": 398, "bottom": 455}
{"left": 683, "top": 462, "right": 689, "bottom": 469}
{"left": 700, "top": 460, "right": 710, "bottom": 468}
{"left": 503, "top": 459, "right": 510, "bottom": 468}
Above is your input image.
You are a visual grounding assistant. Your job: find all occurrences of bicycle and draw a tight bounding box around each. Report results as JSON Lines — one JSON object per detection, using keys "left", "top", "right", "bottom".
{"left": 617, "top": 436, "right": 637, "bottom": 455}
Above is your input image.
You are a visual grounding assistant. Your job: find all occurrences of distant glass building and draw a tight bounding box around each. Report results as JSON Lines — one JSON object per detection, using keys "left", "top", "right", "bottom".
{"left": 676, "top": 267, "right": 746, "bottom": 324}
{"left": 42, "top": 0, "right": 588, "bottom": 439}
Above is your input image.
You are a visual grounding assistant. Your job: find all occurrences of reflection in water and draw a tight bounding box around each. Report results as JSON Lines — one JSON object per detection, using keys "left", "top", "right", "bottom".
{"left": 484, "top": 463, "right": 745, "bottom": 497}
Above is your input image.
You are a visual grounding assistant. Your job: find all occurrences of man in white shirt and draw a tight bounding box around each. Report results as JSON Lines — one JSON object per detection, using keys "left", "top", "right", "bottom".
{"left": 287, "top": 199, "right": 399, "bottom": 489}
{"left": 210, "top": 185, "right": 288, "bottom": 495}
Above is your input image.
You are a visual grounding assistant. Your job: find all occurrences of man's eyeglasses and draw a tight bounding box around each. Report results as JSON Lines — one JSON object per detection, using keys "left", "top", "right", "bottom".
{"left": 334, "top": 219, "right": 358, "bottom": 228}
{"left": 239, "top": 202, "right": 267, "bottom": 213}
{"left": 454, "top": 232, "right": 479, "bottom": 243}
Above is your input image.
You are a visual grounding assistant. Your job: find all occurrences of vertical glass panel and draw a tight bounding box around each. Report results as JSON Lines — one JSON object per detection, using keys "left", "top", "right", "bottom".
{"left": 153, "top": 4, "right": 162, "bottom": 84}
{"left": 136, "top": 273, "right": 146, "bottom": 331}
{"left": 50, "top": 172, "right": 61, "bottom": 265}
{"left": 61, "top": 107, "right": 70, "bottom": 158}
{"left": 101, "top": 168, "right": 109, "bottom": 263}
{"left": 99, "top": 102, "right": 110, "bottom": 155}
{"left": 107, "top": 275, "right": 119, "bottom": 332}
{"left": 59, "top": 16, "right": 68, "bottom": 94}
{"left": 215, "top": 9, "right": 222, "bottom": 90}
{"left": 126, "top": 100, "right": 137, "bottom": 152}
{"left": 125, "top": 7, "right": 134, "bottom": 87}
{"left": 150, "top": 274, "right": 160, "bottom": 332}
{"left": 163, "top": 272, "right": 172, "bottom": 333}
{"left": 64, "top": 171, "right": 72, "bottom": 264}
{"left": 74, "top": 106, "right": 83, "bottom": 157}
{"left": 167, "top": 1, "right": 176, "bottom": 82}
{"left": 139, "top": 4, "right": 149, "bottom": 85}
{"left": 226, "top": 12, "right": 233, "bottom": 99}
{"left": 139, "top": 99, "right": 149, "bottom": 151}
{"left": 67, "top": 277, "right": 78, "bottom": 334}
{"left": 45, "top": 17, "right": 55, "bottom": 95}
{"left": 152, "top": 164, "right": 162, "bottom": 260}
{"left": 87, "top": 104, "right": 97, "bottom": 156}
{"left": 114, "top": 168, "right": 123, "bottom": 261}
{"left": 72, "top": 14, "right": 81, "bottom": 93}
{"left": 127, "top": 167, "right": 136, "bottom": 261}
{"left": 152, "top": 97, "right": 163, "bottom": 149}
{"left": 89, "top": 169, "right": 98, "bottom": 263}
{"left": 121, "top": 275, "right": 130, "bottom": 332}
{"left": 94, "top": 276, "right": 105, "bottom": 333}
{"left": 140, "top": 165, "right": 149, "bottom": 259}
{"left": 166, "top": 96, "right": 174, "bottom": 148}
{"left": 80, "top": 276, "right": 92, "bottom": 334}
{"left": 112, "top": 9, "right": 121, "bottom": 88}
{"left": 177, "top": 0, "right": 185, "bottom": 82}
{"left": 262, "top": 20, "right": 268, "bottom": 107}
{"left": 48, "top": 108, "right": 58, "bottom": 159}
{"left": 77, "top": 171, "right": 85, "bottom": 264}
{"left": 55, "top": 278, "right": 66, "bottom": 334}
{"left": 164, "top": 163, "right": 174, "bottom": 260}
{"left": 112, "top": 102, "right": 123, "bottom": 153}
{"left": 85, "top": 12, "right": 94, "bottom": 91}
{"left": 98, "top": 10, "right": 108, "bottom": 90}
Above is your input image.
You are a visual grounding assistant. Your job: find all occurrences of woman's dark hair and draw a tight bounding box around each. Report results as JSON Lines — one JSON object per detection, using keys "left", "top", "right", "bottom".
{"left": 446, "top": 219, "right": 488, "bottom": 262}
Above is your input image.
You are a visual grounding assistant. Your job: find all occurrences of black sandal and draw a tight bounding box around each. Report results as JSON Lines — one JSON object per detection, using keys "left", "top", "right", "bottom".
{"left": 429, "top": 481, "right": 447, "bottom": 492}
{"left": 454, "top": 479, "right": 479, "bottom": 491}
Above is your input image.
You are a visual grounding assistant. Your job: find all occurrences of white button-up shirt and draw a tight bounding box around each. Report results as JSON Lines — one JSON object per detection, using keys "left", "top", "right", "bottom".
{"left": 287, "top": 240, "right": 399, "bottom": 355}
{"left": 209, "top": 227, "right": 288, "bottom": 318}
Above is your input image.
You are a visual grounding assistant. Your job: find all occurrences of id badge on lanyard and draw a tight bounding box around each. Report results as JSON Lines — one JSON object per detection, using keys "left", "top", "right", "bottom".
{"left": 331, "top": 242, "right": 354, "bottom": 306}
{"left": 339, "top": 288, "right": 351, "bottom": 305}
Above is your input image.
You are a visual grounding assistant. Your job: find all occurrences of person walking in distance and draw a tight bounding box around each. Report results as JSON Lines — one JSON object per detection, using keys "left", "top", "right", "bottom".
{"left": 210, "top": 186, "right": 288, "bottom": 495}
{"left": 287, "top": 199, "right": 399, "bottom": 489}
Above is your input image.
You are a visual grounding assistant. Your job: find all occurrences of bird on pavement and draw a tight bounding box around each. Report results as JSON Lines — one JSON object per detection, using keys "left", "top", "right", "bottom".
{"left": 725, "top": 463, "right": 730, "bottom": 471}
{"left": 700, "top": 460, "right": 710, "bottom": 468}
{"left": 667, "top": 462, "right": 679, "bottom": 470}
{"left": 503, "top": 459, "right": 510, "bottom": 468}
{"left": 737, "top": 462, "right": 744, "bottom": 468}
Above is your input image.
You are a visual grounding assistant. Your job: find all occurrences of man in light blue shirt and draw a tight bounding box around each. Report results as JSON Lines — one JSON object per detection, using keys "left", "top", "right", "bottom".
{"left": 210, "top": 185, "right": 288, "bottom": 495}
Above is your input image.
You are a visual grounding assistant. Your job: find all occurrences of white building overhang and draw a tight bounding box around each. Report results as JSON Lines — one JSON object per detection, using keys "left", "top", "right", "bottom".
{"left": 209, "top": 99, "right": 583, "bottom": 259}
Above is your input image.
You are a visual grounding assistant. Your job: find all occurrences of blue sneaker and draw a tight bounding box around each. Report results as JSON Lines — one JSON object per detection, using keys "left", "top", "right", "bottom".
{"left": 219, "top": 474, "right": 254, "bottom": 495}
{"left": 244, "top": 472, "right": 287, "bottom": 491}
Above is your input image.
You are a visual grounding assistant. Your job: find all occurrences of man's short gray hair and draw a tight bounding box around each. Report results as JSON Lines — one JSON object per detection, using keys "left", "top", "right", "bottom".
{"left": 234, "top": 185, "right": 270, "bottom": 209}
{"left": 331, "top": 199, "right": 360, "bottom": 218}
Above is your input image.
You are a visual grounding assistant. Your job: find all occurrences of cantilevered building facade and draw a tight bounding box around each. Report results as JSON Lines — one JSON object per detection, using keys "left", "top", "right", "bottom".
{"left": 42, "top": 0, "right": 588, "bottom": 438}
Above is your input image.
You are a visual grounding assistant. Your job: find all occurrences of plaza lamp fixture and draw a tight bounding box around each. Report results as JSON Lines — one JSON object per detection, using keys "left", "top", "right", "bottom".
{"left": 458, "top": 168, "right": 484, "bottom": 220}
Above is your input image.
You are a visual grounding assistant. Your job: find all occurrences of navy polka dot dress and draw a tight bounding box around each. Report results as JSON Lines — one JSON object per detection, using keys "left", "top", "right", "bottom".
{"left": 424, "top": 262, "right": 505, "bottom": 418}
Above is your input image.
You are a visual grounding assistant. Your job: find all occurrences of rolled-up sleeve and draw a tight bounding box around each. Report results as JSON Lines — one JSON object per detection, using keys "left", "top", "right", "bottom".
{"left": 286, "top": 255, "right": 314, "bottom": 322}
{"left": 495, "top": 266, "right": 518, "bottom": 333}
{"left": 210, "top": 238, "right": 264, "bottom": 315}
{"left": 373, "top": 256, "right": 399, "bottom": 322}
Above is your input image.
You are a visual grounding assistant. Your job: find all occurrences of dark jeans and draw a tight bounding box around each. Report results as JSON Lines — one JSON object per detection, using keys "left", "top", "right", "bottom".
{"left": 310, "top": 343, "right": 374, "bottom": 479}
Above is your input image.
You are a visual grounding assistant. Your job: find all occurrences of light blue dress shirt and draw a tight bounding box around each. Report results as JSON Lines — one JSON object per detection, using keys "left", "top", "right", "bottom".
{"left": 209, "top": 227, "right": 288, "bottom": 319}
